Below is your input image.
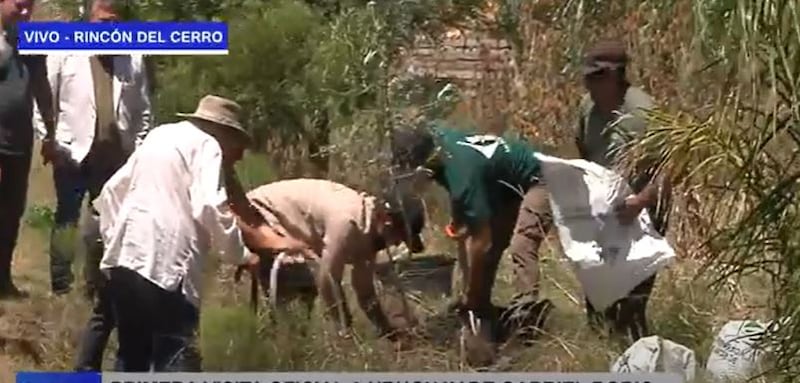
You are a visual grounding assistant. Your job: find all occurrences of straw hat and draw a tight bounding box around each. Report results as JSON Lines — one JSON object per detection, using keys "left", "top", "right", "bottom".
{"left": 177, "top": 95, "right": 252, "bottom": 144}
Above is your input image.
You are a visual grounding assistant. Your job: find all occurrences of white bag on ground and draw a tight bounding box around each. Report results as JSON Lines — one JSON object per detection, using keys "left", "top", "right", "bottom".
{"left": 705, "top": 320, "right": 770, "bottom": 382}
{"left": 533, "top": 153, "right": 675, "bottom": 311}
{"left": 611, "top": 335, "right": 697, "bottom": 382}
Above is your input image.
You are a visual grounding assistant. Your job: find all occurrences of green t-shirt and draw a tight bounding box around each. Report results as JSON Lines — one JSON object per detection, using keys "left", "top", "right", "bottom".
{"left": 430, "top": 122, "right": 541, "bottom": 228}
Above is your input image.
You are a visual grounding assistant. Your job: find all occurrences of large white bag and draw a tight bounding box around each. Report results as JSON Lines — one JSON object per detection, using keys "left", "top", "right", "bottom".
{"left": 705, "top": 320, "right": 770, "bottom": 382}
{"left": 533, "top": 153, "right": 676, "bottom": 311}
{"left": 611, "top": 335, "right": 697, "bottom": 382}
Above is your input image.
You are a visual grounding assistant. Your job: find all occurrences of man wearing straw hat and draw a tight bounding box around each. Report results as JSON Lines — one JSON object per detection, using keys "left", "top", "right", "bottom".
{"left": 92, "top": 95, "right": 310, "bottom": 371}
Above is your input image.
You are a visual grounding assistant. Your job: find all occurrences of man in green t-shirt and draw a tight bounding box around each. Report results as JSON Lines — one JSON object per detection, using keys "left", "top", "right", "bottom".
{"left": 391, "top": 120, "right": 553, "bottom": 365}
{"left": 575, "top": 40, "right": 672, "bottom": 342}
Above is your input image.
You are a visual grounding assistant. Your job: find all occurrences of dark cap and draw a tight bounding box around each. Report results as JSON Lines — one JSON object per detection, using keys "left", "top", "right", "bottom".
{"left": 390, "top": 126, "right": 436, "bottom": 171}
{"left": 384, "top": 192, "right": 426, "bottom": 253}
{"left": 582, "top": 40, "right": 628, "bottom": 76}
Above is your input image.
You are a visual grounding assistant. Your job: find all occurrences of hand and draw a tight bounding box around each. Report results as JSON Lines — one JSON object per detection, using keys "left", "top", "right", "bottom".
{"left": 385, "top": 328, "right": 415, "bottom": 351}
{"left": 40, "top": 138, "right": 62, "bottom": 166}
{"left": 444, "top": 221, "right": 467, "bottom": 240}
{"left": 240, "top": 221, "right": 311, "bottom": 255}
{"left": 235, "top": 252, "right": 260, "bottom": 283}
{"left": 615, "top": 194, "right": 648, "bottom": 225}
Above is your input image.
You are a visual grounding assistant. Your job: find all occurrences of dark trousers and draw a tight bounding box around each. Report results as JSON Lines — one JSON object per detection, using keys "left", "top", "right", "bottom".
{"left": 0, "top": 152, "right": 32, "bottom": 292}
{"left": 585, "top": 274, "right": 657, "bottom": 342}
{"left": 66, "top": 153, "right": 125, "bottom": 371}
{"left": 477, "top": 184, "right": 553, "bottom": 309}
{"left": 74, "top": 273, "right": 118, "bottom": 371}
{"left": 584, "top": 210, "right": 668, "bottom": 343}
{"left": 50, "top": 156, "right": 116, "bottom": 294}
{"left": 107, "top": 267, "right": 202, "bottom": 372}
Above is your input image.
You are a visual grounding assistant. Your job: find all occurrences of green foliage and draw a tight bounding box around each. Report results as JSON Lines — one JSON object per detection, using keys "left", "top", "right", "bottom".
{"left": 235, "top": 151, "right": 277, "bottom": 191}
{"left": 618, "top": 0, "right": 800, "bottom": 380}
{"left": 24, "top": 204, "right": 55, "bottom": 234}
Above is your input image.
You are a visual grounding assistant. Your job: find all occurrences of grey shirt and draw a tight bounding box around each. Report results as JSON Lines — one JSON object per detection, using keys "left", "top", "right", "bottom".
{"left": 575, "top": 86, "right": 671, "bottom": 234}
{"left": 576, "top": 86, "right": 654, "bottom": 168}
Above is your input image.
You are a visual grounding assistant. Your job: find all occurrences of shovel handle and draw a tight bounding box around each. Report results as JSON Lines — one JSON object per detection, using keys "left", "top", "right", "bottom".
{"left": 250, "top": 268, "right": 259, "bottom": 314}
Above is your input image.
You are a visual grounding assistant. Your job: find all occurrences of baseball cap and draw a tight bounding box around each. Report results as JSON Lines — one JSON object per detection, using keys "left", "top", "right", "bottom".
{"left": 582, "top": 40, "right": 628, "bottom": 76}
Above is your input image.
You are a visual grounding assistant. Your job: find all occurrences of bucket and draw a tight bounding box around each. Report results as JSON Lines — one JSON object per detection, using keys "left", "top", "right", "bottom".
{"left": 376, "top": 254, "right": 456, "bottom": 298}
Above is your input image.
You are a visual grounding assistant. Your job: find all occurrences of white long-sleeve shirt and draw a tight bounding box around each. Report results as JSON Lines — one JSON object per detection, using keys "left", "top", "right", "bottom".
{"left": 94, "top": 120, "right": 247, "bottom": 308}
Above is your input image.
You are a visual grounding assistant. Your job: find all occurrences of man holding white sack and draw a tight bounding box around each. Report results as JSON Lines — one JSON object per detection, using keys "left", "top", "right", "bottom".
{"left": 574, "top": 39, "right": 673, "bottom": 341}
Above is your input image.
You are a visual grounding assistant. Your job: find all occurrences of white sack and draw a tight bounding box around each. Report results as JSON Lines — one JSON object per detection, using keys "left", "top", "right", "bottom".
{"left": 706, "top": 320, "right": 770, "bottom": 382}
{"left": 533, "top": 153, "right": 676, "bottom": 311}
{"left": 611, "top": 335, "right": 697, "bottom": 382}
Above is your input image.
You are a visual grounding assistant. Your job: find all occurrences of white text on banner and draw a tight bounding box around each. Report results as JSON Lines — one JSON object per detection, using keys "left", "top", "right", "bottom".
{"left": 16, "top": 21, "right": 228, "bottom": 56}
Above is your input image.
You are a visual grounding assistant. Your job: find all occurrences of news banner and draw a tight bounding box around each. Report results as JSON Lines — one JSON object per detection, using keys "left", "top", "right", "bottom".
{"left": 16, "top": 20, "right": 228, "bottom": 55}
{"left": 11, "top": 20, "right": 680, "bottom": 383}
{"left": 15, "top": 372, "right": 682, "bottom": 383}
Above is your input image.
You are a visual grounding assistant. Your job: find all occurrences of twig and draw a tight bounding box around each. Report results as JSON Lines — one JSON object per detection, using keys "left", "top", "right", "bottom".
{"left": 404, "top": 291, "right": 437, "bottom": 315}
{"left": 538, "top": 329, "right": 577, "bottom": 359}
{"left": 544, "top": 274, "right": 580, "bottom": 306}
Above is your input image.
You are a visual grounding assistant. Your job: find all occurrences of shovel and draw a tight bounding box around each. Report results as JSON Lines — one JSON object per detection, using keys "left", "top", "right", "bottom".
{"left": 234, "top": 257, "right": 260, "bottom": 315}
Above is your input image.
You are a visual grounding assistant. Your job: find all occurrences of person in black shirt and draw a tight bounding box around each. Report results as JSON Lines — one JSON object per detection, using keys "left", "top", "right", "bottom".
{"left": 0, "top": 0, "right": 55, "bottom": 298}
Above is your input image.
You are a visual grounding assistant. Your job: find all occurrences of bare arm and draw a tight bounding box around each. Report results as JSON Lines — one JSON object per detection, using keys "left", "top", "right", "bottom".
{"left": 351, "top": 255, "right": 394, "bottom": 337}
{"left": 636, "top": 173, "right": 671, "bottom": 208}
{"left": 223, "top": 170, "right": 311, "bottom": 253}
{"left": 316, "top": 253, "right": 351, "bottom": 333}
{"left": 463, "top": 221, "right": 493, "bottom": 312}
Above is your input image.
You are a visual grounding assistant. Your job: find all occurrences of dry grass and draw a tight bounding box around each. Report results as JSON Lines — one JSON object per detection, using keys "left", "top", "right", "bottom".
{"left": 1, "top": 0, "right": 777, "bottom": 379}
{"left": 0, "top": 144, "right": 771, "bottom": 378}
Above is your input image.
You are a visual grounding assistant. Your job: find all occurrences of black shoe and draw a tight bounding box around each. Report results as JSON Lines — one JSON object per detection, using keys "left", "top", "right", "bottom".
{"left": 0, "top": 282, "right": 29, "bottom": 299}
{"left": 499, "top": 298, "right": 554, "bottom": 345}
{"left": 52, "top": 284, "right": 72, "bottom": 296}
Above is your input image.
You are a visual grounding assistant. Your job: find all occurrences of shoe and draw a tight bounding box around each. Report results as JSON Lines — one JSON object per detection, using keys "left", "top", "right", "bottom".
{"left": 460, "top": 309, "right": 498, "bottom": 368}
{"left": 52, "top": 284, "right": 72, "bottom": 296}
{"left": 0, "top": 282, "right": 29, "bottom": 299}
{"left": 498, "top": 298, "right": 554, "bottom": 345}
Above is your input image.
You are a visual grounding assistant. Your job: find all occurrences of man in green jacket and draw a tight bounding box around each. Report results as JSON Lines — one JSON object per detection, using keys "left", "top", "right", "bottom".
{"left": 575, "top": 40, "right": 672, "bottom": 342}
{"left": 391, "top": 121, "right": 552, "bottom": 365}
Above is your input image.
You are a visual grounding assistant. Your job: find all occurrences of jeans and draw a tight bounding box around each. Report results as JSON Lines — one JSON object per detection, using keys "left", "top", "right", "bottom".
{"left": 107, "top": 267, "right": 202, "bottom": 372}
{"left": 0, "top": 152, "right": 32, "bottom": 293}
{"left": 49, "top": 161, "right": 91, "bottom": 293}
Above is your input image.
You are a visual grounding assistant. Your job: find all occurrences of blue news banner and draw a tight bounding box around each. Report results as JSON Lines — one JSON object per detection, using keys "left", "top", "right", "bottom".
{"left": 15, "top": 372, "right": 682, "bottom": 383}
{"left": 16, "top": 21, "right": 228, "bottom": 55}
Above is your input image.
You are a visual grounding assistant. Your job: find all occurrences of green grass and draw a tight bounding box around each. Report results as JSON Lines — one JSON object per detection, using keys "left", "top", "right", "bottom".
{"left": 0, "top": 146, "right": 773, "bottom": 382}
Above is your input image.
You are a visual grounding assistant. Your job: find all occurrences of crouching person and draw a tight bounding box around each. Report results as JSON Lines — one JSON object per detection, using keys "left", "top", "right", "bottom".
{"left": 92, "top": 95, "right": 308, "bottom": 372}
{"left": 391, "top": 121, "right": 554, "bottom": 367}
{"left": 244, "top": 178, "right": 425, "bottom": 342}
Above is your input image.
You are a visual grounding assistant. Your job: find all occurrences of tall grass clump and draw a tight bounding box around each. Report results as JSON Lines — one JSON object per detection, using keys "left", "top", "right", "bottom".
{"left": 619, "top": 0, "right": 800, "bottom": 379}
